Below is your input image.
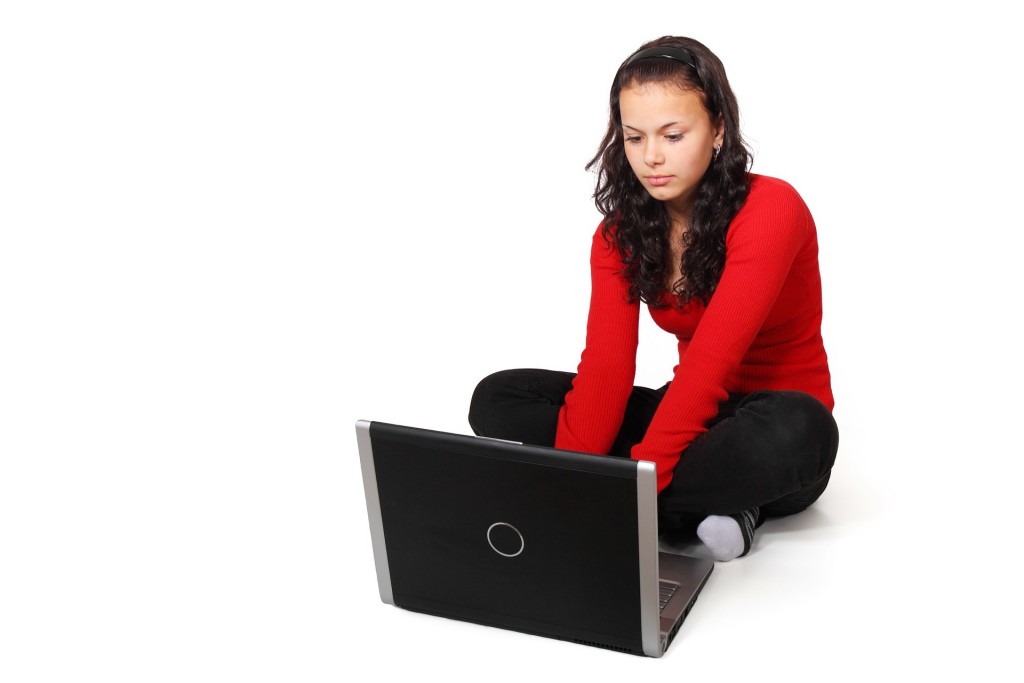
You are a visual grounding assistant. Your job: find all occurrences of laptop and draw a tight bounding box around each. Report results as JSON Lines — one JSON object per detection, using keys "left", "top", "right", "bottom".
{"left": 355, "top": 419, "right": 714, "bottom": 657}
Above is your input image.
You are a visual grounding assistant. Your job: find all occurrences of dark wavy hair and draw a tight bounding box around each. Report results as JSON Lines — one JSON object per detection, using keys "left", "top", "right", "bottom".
{"left": 587, "top": 36, "right": 753, "bottom": 307}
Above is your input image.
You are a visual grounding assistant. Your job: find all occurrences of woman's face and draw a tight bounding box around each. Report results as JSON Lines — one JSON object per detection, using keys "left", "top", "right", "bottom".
{"left": 619, "top": 82, "right": 724, "bottom": 220}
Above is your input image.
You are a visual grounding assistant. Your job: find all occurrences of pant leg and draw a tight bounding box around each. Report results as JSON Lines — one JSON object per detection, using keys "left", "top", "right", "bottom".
{"left": 469, "top": 371, "right": 839, "bottom": 531}
{"left": 467, "top": 368, "right": 665, "bottom": 456}
{"left": 468, "top": 369, "right": 574, "bottom": 445}
{"left": 658, "top": 390, "right": 839, "bottom": 530}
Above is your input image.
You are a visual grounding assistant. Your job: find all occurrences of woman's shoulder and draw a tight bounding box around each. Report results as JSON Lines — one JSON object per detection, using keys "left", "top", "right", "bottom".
{"left": 588, "top": 219, "right": 621, "bottom": 263}
{"left": 728, "top": 174, "right": 814, "bottom": 244}
{"left": 739, "top": 173, "right": 813, "bottom": 221}
{"left": 745, "top": 173, "right": 807, "bottom": 208}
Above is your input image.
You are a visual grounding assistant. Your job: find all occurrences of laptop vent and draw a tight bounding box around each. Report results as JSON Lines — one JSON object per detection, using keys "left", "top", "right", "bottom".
{"left": 665, "top": 604, "right": 691, "bottom": 648}
{"left": 667, "top": 618, "right": 683, "bottom": 642}
{"left": 571, "top": 638, "right": 633, "bottom": 654}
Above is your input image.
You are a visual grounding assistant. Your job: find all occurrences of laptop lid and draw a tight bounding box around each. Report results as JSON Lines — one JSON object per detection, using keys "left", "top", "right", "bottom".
{"left": 356, "top": 419, "right": 710, "bottom": 656}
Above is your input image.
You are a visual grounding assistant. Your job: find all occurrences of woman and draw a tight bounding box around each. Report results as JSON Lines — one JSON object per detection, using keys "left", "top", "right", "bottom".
{"left": 469, "top": 36, "right": 838, "bottom": 561}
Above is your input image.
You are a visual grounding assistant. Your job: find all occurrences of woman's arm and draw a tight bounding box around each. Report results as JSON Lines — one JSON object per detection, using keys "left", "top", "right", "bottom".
{"left": 632, "top": 178, "right": 814, "bottom": 492}
{"left": 555, "top": 225, "right": 640, "bottom": 455}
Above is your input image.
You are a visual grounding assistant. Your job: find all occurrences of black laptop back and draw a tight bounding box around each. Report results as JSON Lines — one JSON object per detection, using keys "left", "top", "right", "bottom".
{"left": 360, "top": 420, "right": 650, "bottom": 654}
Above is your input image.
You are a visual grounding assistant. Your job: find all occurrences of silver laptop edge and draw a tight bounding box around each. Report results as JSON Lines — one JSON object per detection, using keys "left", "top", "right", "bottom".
{"left": 355, "top": 420, "right": 394, "bottom": 605}
{"left": 635, "top": 460, "right": 662, "bottom": 657}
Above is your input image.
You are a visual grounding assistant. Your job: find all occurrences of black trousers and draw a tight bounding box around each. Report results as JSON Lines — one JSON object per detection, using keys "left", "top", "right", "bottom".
{"left": 469, "top": 369, "right": 839, "bottom": 533}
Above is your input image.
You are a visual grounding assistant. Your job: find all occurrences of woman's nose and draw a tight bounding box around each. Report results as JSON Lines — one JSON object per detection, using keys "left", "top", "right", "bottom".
{"left": 644, "top": 141, "right": 663, "bottom": 166}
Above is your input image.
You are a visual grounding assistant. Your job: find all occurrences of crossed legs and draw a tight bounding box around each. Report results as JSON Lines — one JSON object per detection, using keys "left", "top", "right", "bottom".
{"left": 469, "top": 368, "right": 839, "bottom": 559}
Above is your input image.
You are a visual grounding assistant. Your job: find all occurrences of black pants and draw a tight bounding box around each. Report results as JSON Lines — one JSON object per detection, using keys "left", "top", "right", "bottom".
{"left": 468, "top": 369, "right": 839, "bottom": 533}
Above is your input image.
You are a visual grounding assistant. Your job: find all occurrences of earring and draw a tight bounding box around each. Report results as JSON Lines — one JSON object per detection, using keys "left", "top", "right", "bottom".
{"left": 713, "top": 145, "right": 722, "bottom": 161}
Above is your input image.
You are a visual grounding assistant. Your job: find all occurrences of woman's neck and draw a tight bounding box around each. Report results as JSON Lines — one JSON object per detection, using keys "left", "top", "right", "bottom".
{"left": 667, "top": 203, "right": 691, "bottom": 235}
{"left": 669, "top": 213, "right": 689, "bottom": 240}
{"left": 666, "top": 192, "right": 695, "bottom": 226}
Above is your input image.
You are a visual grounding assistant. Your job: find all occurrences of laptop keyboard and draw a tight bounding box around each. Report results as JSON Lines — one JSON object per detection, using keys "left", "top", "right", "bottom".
{"left": 659, "top": 581, "right": 679, "bottom": 613}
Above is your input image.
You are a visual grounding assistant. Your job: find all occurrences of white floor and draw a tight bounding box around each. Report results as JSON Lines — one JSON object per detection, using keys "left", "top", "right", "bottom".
{"left": 342, "top": 408, "right": 1020, "bottom": 682}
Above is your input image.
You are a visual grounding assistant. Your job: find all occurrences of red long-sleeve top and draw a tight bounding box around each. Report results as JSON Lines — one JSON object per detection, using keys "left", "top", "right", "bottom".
{"left": 555, "top": 174, "right": 834, "bottom": 493}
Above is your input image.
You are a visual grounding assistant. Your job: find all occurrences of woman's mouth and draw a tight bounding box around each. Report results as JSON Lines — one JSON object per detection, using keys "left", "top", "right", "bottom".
{"left": 646, "top": 175, "right": 672, "bottom": 186}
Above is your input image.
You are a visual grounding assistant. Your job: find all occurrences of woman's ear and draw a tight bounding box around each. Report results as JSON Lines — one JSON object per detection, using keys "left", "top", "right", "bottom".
{"left": 714, "top": 117, "right": 725, "bottom": 148}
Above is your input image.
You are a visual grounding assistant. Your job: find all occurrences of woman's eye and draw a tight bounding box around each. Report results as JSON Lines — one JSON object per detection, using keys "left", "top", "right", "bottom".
{"left": 625, "top": 136, "right": 642, "bottom": 144}
{"left": 665, "top": 134, "right": 683, "bottom": 142}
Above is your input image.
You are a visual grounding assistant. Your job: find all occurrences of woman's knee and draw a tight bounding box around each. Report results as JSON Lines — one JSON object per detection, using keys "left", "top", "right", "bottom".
{"left": 739, "top": 390, "right": 839, "bottom": 478}
{"left": 468, "top": 369, "right": 521, "bottom": 434}
{"left": 762, "top": 470, "right": 832, "bottom": 518}
{"left": 471, "top": 369, "right": 518, "bottom": 404}
{"left": 468, "top": 368, "right": 573, "bottom": 438}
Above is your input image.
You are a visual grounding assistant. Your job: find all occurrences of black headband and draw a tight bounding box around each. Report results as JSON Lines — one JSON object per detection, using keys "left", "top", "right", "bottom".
{"left": 625, "top": 46, "right": 697, "bottom": 69}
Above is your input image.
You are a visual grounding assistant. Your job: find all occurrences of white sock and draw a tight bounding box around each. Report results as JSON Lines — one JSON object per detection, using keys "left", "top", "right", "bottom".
{"left": 697, "top": 508, "right": 760, "bottom": 561}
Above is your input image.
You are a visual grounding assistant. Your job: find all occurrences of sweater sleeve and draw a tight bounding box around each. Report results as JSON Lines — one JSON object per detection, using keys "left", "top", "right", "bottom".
{"left": 631, "top": 181, "right": 813, "bottom": 492}
{"left": 555, "top": 225, "right": 640, "bottom": 454}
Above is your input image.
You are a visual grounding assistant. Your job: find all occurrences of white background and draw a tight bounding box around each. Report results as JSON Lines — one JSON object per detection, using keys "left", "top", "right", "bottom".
{"left": 2, "top": 0, "right": 1022, "bottom": 680}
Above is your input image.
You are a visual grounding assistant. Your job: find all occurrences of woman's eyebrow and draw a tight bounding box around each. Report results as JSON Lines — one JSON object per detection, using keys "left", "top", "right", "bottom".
{"left": 622, "top": 121, "right": 688, "bottom": 131}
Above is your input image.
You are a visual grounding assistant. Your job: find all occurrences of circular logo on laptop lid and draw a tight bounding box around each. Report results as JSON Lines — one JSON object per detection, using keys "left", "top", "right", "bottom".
{"left": 486, "top": 522, "right": 524, "bottom": 557}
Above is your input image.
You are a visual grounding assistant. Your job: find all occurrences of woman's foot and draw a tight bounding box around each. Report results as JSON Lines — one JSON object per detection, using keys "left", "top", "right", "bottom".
{"left": 697, "top": 507, "right": 762, "bottom": 561}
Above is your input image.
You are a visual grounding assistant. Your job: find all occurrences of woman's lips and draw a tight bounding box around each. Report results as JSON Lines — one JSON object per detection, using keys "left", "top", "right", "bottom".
{"left": 647, "top": 175, "right": 672, "bottom": 186}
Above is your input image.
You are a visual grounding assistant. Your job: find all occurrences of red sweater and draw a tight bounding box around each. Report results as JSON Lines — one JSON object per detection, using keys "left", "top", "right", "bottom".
{"left": 555, "top": 174, "right": 834, "bottom": 493}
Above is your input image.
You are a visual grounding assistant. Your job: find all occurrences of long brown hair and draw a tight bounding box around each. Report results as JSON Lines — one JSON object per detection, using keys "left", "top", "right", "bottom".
{"left": 588, "top": 36, "right": 753, "bottom": 306}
